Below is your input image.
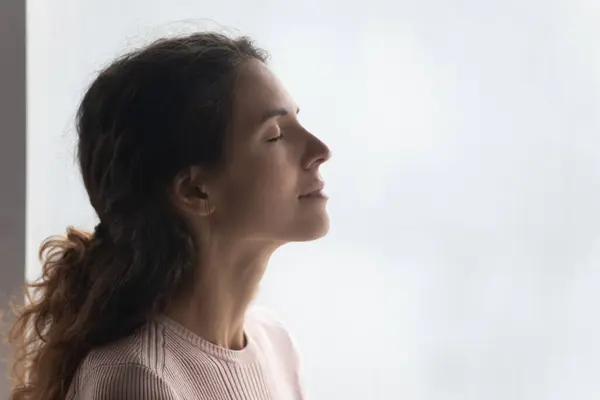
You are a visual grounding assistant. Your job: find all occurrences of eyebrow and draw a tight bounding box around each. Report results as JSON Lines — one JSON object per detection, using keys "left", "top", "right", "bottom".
{"left": 260, "top": 107, "right": 300, "bottom": 124}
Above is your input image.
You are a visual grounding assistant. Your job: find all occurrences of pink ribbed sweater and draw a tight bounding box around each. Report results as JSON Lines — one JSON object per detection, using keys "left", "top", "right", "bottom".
{"left": 66, "top": 307, "right": 305, "bottom": 399}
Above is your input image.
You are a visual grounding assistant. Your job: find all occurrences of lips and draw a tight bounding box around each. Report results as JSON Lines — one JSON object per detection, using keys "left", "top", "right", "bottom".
{"left": 299, "top": 181, "right": 325, "bottom": 198}
{"left": 299, "top": 190, "right": 323, "bottom": 198}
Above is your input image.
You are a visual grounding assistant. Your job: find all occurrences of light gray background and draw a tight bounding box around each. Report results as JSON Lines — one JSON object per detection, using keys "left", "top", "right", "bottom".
{"left": 4, "top": 0, "right": 600, "bottom": 398}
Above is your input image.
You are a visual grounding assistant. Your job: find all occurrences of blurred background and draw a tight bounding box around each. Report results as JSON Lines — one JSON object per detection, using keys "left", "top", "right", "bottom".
{"left": 1, "top": 0, "right": 599, "bottom": 398}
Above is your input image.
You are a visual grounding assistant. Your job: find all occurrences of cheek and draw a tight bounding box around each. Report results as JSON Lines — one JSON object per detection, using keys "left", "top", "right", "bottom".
{"left": 246, "top": 163, "right": 294, "bottom": 205}
{"left": 222, "top": 153, "right": 297, "bottom": 215}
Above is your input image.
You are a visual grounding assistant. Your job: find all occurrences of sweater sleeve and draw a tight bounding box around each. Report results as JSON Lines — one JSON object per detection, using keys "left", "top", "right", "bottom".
{"left": 76, "top": 363, "right": 179, "bottom": 400}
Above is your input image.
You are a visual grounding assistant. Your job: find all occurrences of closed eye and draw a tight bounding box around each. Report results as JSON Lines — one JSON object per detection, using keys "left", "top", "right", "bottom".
{"left": 267, "top": 132, "right": 285, "bottom": 143}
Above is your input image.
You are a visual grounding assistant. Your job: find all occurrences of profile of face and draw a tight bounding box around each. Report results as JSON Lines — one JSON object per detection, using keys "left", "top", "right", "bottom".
{"left": 173, "top": 60, "right": 331, "bottom": 245}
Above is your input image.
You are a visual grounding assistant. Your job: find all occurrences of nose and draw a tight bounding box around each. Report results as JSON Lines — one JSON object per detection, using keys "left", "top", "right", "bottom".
{"left": 303, "top": 133, "right": 331, "bottom": 170}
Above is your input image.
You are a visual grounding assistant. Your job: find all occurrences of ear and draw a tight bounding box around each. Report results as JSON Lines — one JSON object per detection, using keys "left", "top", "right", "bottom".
{"left": 168, "top": 166, "right": 216, "bottom": 217}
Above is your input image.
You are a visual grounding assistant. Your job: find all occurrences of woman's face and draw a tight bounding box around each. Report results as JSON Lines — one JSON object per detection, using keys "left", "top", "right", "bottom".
{"left": 206, "top": 59, "right": 332, "bottom": 243}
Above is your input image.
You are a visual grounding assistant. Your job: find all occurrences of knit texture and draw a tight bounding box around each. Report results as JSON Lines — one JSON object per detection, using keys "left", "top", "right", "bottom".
{"left": 66, "top": 307, "right": 305, "bottom": 399}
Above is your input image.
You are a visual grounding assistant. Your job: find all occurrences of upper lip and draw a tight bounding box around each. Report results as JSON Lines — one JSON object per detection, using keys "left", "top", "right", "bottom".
{"left": 299, "top": 181, "right": 325, "bottom": 197}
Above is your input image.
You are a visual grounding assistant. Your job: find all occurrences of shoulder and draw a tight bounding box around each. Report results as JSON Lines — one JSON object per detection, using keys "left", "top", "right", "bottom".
{"left": 246, "top": 306, "right": 307, "bottom": 396}
{"left": 77, "top": 321, "right": 168, "bottom": 372}
{"left": 72, "top": 363, "right": 178, "bottom": 400}
{"left": 246, "top": 306, "right": 302, "bottom": 361}
{"left": 69, "top": 322, "right": 177, "bottom": 399}
{"left": 246, "top": 306, "right": 292, "bottom": 339}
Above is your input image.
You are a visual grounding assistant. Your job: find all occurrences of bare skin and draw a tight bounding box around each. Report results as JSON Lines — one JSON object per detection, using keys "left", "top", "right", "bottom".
{"left": 166, "top": 60, "right": 331, "bottom": 350}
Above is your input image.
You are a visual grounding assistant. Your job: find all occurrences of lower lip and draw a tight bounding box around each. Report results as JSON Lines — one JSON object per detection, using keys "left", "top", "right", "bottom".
{"left": 299, "top": 190, "right": 328, "bottom": 200}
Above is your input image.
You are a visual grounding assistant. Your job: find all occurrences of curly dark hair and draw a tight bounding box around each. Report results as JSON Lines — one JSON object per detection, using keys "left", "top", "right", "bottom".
{"left": 7, "top": 32, "right": 268, "bottom": 400}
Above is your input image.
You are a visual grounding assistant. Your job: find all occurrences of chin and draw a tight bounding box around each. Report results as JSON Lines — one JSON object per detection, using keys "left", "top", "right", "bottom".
{"left": 289, "top": 213, "right": 330, "bottom": 242}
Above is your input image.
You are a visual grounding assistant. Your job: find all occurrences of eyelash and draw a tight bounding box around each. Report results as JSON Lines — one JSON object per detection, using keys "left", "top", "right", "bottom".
{"left": 267, "top": 131, "right": 285, "bottom": 143}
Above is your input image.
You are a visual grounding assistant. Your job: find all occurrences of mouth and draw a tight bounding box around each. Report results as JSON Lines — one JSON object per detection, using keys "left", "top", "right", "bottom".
{"left": 299, "top": 182, "right": 327, "bottom": 199}
{"left": 299, "top": 190, "right": 326, "bottom": 199}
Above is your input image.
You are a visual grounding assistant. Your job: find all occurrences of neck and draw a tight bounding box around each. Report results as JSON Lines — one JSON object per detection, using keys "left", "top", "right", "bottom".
{"left": 166, "top": 239, "right": 278, "bottom": 350}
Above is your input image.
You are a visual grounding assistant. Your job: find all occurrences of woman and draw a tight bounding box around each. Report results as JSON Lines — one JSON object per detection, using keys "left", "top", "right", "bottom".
{"left": 8, "top": 32, "right": 331, "bottom": 400}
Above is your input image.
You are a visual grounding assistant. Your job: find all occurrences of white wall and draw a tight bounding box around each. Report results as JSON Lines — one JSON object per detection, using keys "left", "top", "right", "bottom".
{"left": 27, "top": 0, "right": 600, "bottom": 398}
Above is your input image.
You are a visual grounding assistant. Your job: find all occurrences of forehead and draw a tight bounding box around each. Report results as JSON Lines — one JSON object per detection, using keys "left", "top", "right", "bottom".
{"left": 231, "top": 60, "right": 296, "bottom": 129}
